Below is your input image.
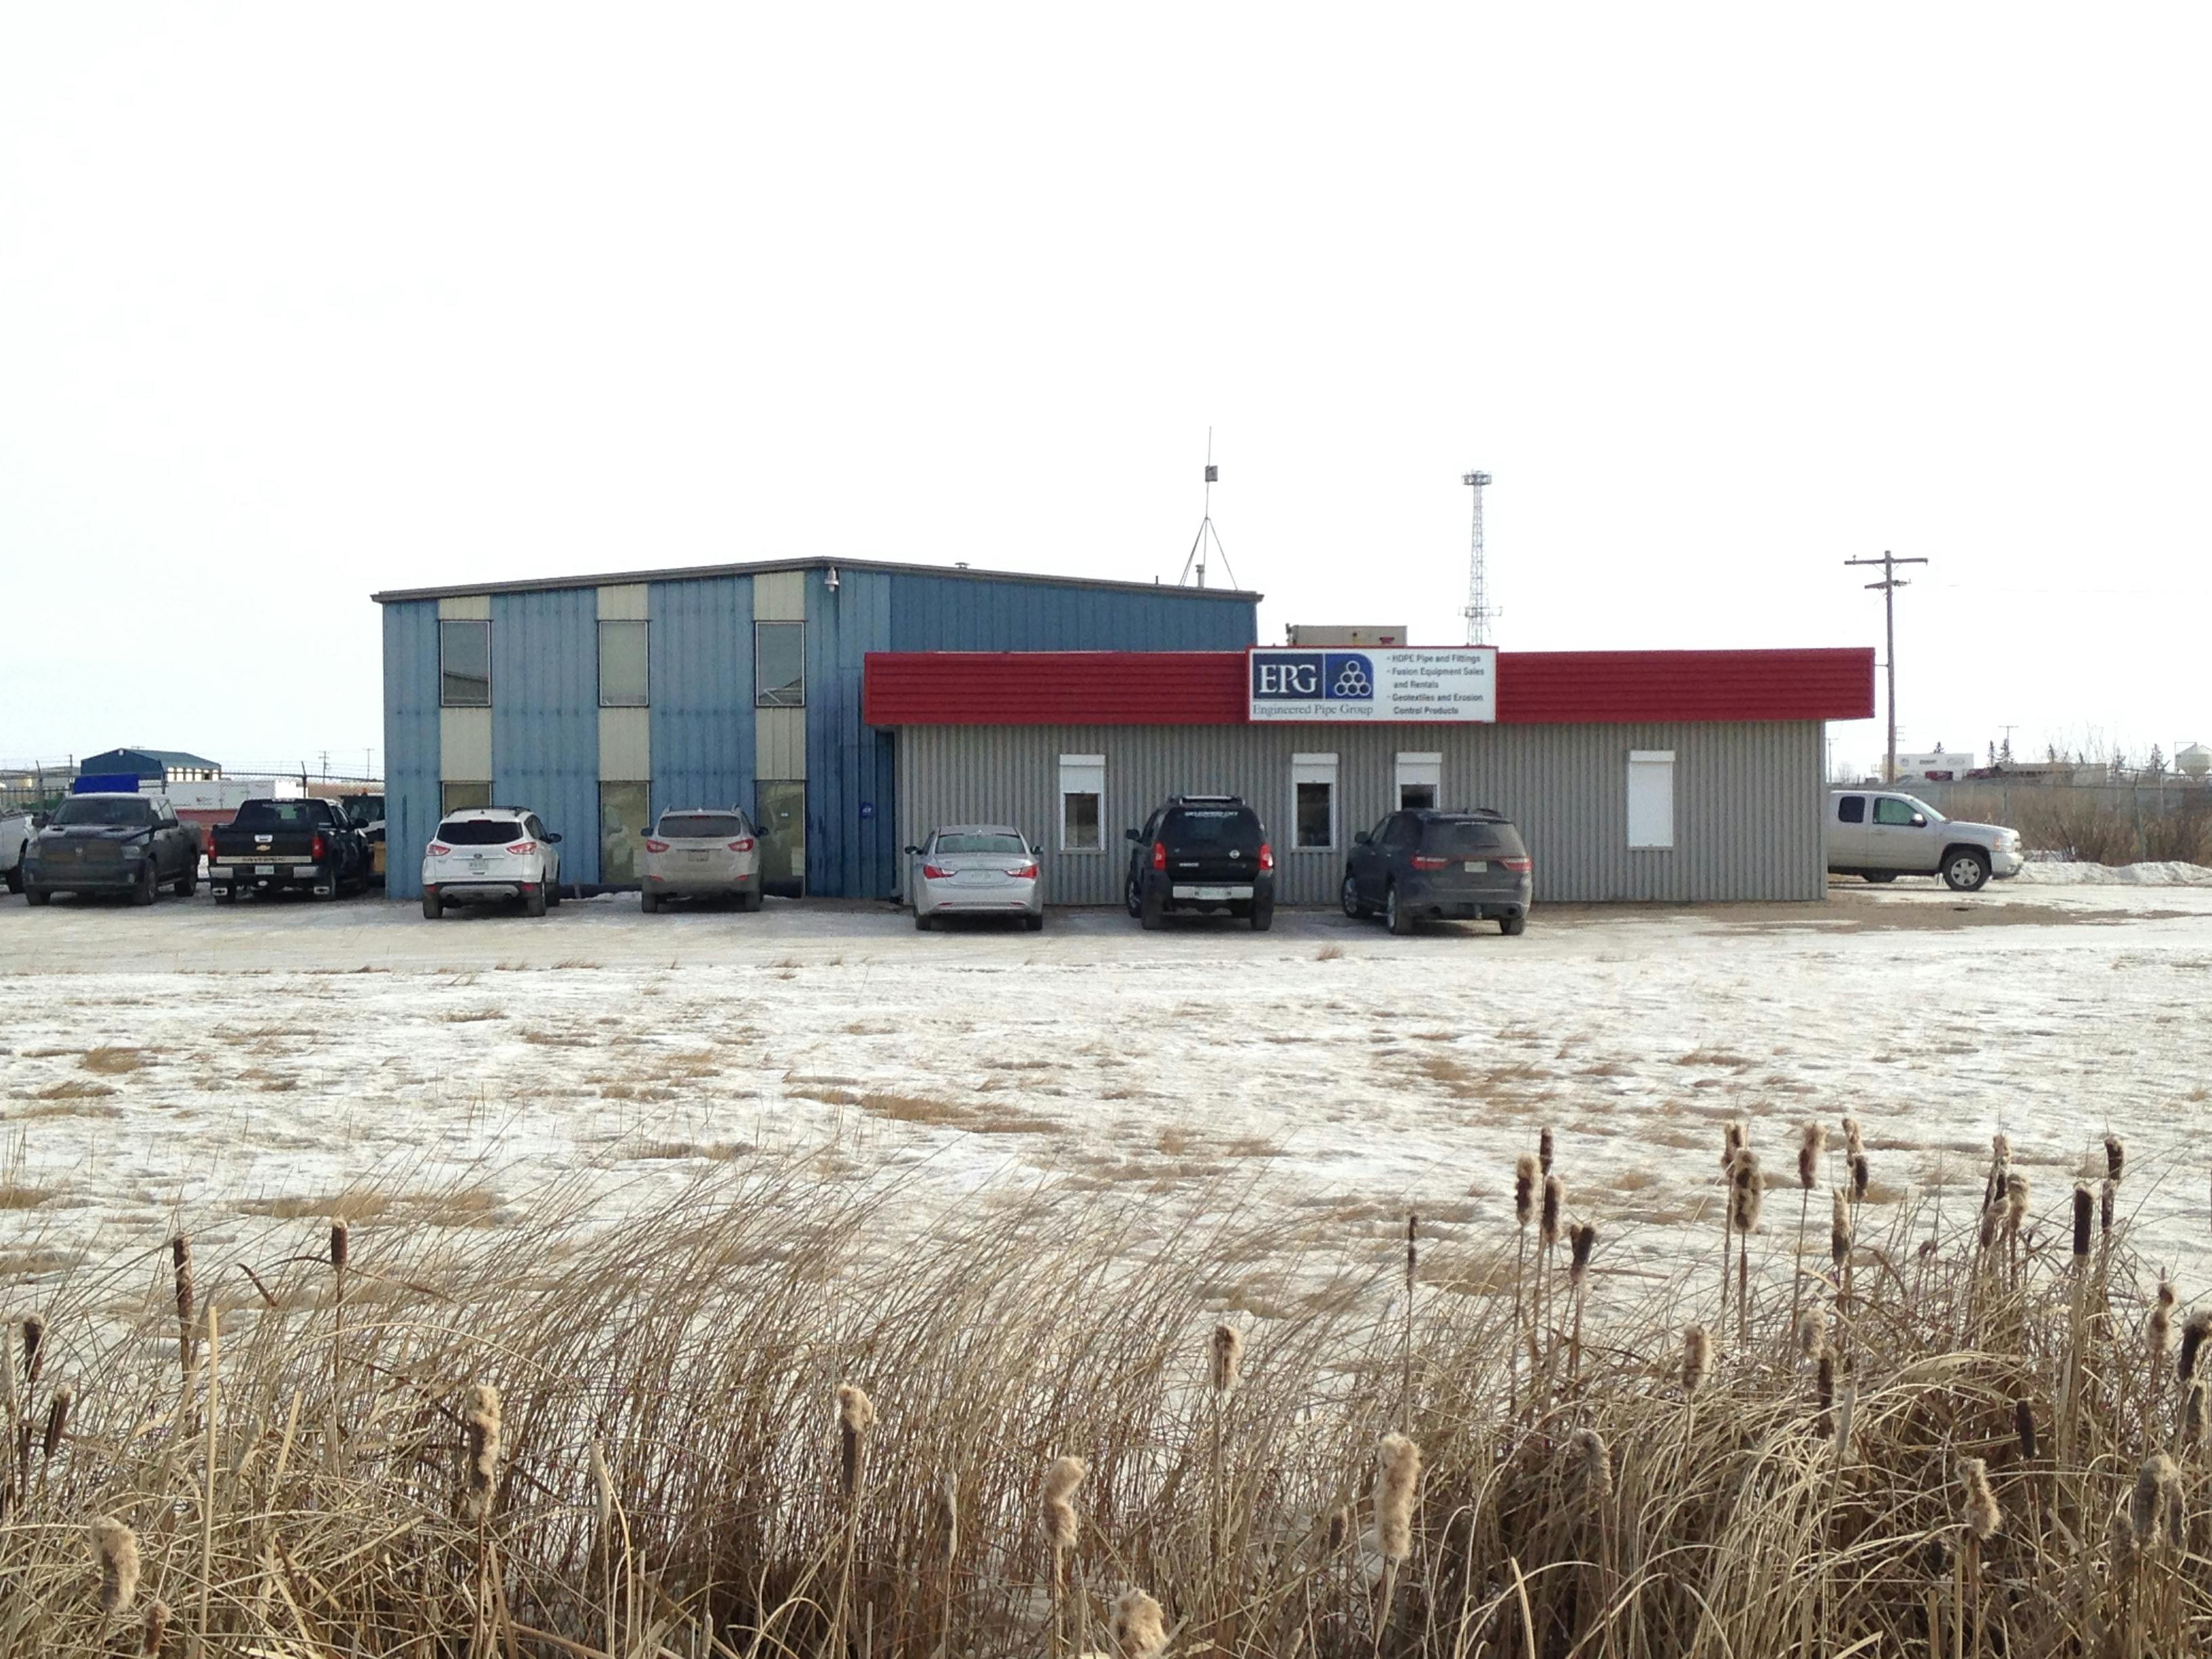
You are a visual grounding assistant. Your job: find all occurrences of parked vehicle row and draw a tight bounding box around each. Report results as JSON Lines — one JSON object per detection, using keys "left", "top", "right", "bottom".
{"left": 12, "top": 790, "right": 1540, "bottom": 936}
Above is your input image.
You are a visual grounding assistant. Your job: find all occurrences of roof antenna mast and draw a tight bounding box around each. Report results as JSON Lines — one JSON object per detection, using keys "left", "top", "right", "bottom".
{"left": 1179, "top": 429, "right": 1241, "bottom": 590}
{"left": 1462, "top": 468, "right": 1496, "bottom": 645}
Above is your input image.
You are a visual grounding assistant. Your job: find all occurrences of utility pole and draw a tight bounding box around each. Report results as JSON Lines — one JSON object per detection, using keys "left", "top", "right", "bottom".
{"left": 1844, "top": 550, "right": 1929, "bottom": 783}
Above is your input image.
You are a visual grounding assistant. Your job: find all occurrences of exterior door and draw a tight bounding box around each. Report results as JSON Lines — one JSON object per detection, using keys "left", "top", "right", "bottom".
{"left": 1866, "top": 794, "right": 1936, "bottom": 871}
{"left": 756, "top": 781, "right": 806, "bottom": 897}
{"left": 1831, "top": 794, "right": 1868, "bottom": 865}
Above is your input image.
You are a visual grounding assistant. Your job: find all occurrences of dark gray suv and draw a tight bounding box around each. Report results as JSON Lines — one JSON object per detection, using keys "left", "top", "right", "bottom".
{"left": 1343, "top": 808, "right": 1532, "bottom": 936}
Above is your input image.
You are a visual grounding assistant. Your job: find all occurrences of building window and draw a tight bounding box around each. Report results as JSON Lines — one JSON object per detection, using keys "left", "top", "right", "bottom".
{"left": 1627, "top": 750, "right": 1675, "bottom": 850}
{"left": 598, "top": 620, "right": 649, "bottom": 708}
{"left": 600, "top": 781, "right": 651, "bottom": 884}
{"left": 1396, "top": 752, "right": 1441, "bottom": 811}
{"left": 756, "top": 621, "right": 804, "bottom": 708}
{"left": 441, "top": 781, "right": 493, "bottom": 815}
{"left": 441, "top": 619, "right": 491, "bottom": 707}
{"left": 1059, "top": 754, "right": 1105, "bottom": 851}
{"left": 1292, "top": 752, "right": 1338, "bottom": 850}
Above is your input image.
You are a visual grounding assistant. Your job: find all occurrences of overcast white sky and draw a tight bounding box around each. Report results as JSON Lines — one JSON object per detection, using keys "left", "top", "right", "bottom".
{"left": 5, "top": 7, "right": 2208, "bottom": 779}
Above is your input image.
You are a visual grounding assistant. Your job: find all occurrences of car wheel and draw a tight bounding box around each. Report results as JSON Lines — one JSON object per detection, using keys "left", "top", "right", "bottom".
{"left": 1139, "top": 884, "right": 1164, "bottom": 931}
{"left": 25, "top": 884, "right": 49, "bottom": 907}
{"left": 741, "top": 888, "right": 762, "bottom": 913}
{"left": 1385, "top": 883, "right": 1414, "bottom": 936}
{"left": 914, "top": 912, "right": 933, "bottom": 931}
{"left": 1125, "top": 876, "right": 1143, "bottom": 918}
{"left": 1025, "top": 912, "right": 1044, "bottom": 932}
{"left": 4, "top": 865, "right": 21, "bottom": 895}
{"left": 132, "top": 861, "right": 158, "bottom": 907}
{"left": 1864, "top": 872, "right": 1897, "bottom": 884}
{"left": 422, "top": 888, "right": 443, "bottom": 920}
{"left": 641, "top": 890, "right": 660, "bottom": 914}
{"left": 525, "top": 883, "right": 548, "bottom": 918}
{"left": 546, "top": 878, "right": 562, "bottom": 907}
{"left": 1250, "top": 897, "right": 1273, "bottom": 932}
{"left": 1943, "top": 848, "right": 1991, "bottom": 893}
{"left": 1500, "top": 914, "right": 1527, "bottom": 937}
{"left": 174, "top": 866, "right": 197, "bottom": 899}
{"left": 1340, "top": 872, "right": 1368, "bottom": 918}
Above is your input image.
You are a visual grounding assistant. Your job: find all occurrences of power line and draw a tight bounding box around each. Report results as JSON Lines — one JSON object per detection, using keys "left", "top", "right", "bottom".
{"left": 1844, "top": 550, "right": 1929, "bottom": 784}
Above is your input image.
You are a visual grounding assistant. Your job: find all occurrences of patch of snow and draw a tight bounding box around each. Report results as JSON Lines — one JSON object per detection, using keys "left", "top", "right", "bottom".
{"left": 2013, "top": 861, "right": 2212, "bottom": 886}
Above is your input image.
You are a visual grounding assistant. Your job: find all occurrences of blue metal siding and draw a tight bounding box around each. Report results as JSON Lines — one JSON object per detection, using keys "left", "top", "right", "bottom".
{"left": 491, "top": 589, "right": 601, "bottom": 883}
{"left": 649, "top": 575, "right": 756, "bottom": 820}
{"left": 808, "top": 570, "right": 1256, "bottom": 896}
{"left": 382, "top": 601, "right": 441, "bottom": 899}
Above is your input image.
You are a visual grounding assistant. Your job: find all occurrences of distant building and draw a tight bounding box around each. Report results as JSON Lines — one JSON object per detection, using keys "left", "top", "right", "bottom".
{"left": 1286, "top": 624, "right": 1408, "bottom": 647}
{"left": 77, "top": 747, "right": 224, "bottom": 784}
{"left": 1894, "top": 748, "right": 1976, "bottom": 781}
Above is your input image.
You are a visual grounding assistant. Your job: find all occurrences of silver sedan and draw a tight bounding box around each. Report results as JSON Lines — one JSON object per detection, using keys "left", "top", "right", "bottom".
{"left": 907, "top": 825, "right": 1044, "bottom": 931}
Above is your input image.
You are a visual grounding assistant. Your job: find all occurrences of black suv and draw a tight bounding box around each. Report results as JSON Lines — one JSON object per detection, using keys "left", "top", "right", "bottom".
{"left": 1342, "top": 808, "right": 1532, "bottom": 936}
{"left": 1124, "top": 795, "right": 1275, "bottom": 930}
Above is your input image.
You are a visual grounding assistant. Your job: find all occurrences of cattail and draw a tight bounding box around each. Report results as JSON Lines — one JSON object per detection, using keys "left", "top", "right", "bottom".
{"left": 1540, "top": 1175, "right": 1563, "bottom": 1246}
{"left": 1514, "top": 1153, "right": 1537, "bottom": 1227}
{"left": 1374, "top": 1433, "right": 1420, "bottom": 1563}
{"left": 1833, "top": 1385, "right": 1856, "bottom": 1458}
{"left": 2180, "top": 1313, "right": 2212, "bottom": 1386}
{"left": 1978, "top": 1203, "right": 2002, "bottom": 1250}
{"left": 2108, "top": 1506, "right": 2137, "bottom": 1572}
{"left": 1042, "top": 1454, "right": 1086, "bottom": 1551}
{"left": 1569, "top": 1427, "right": 1612, "bottom": 1502}
{"left": 1797, "top": 1122, "right": 1825, "bottom": 1190}
{"left": 2014, "top": 1397, "right": 2038, "bottom": 1461}
{"left": 1960, "top": 1457, "right": 2000, "bottom": 1540}
{"left": 2131, "top": 1454, "right": 2175, "bottom": 1544}
{"left": 1795, "top": 1304, "right": 1828, "bottom": 1360}
{"left": 1210, "top": 1322, "right": 1243, "bottom": 1395}
{"left": 462, "top": 1382, "right": 501, "bottom": 1522}
{"left": 1920, "top": 1532, "right": 1954, "bottom": 1578}
{"left": 2101, "top": 1179, "right": 2116, "bottom": 1236}
{"left": 2184, "top": 1380, "right": 2207, "bottom": 1448}
{"left": 171, "top": 1236, "right": 194, "bottom": 1366}
{"left": 1569, "top": 1223, "right": 1597, "bottom": 1290}
{"left": 1841, "top": 1116, "right": 1864, "bottom": 1158}
{"left": 329, "top": 1220, "right": 349, "bottom": 1271}
{"left": 1111, "top": 1587, "right": 1168, "bottom": 1659}
{"left": 91, "top": 1516, "right": 139, "bottom": 1616}
{"left": 42, "top": 1385, "right": 71, "bottom": 1458}
{"left": 1729, "top": 1151, "right": 1763, "bottom": 1234}
{"left": 1538, "top": 1126, "right": 1555, "bottom": 1174}
{"left": 1682, "top": 1324, "right": 1713, "bottom": 1397}
{"left": 142, "top": 1598, "right": 170, "bottom": 1655}
{"left": 1851, "top": 1153, "right": 1869, "bottom": 1202}
{"left": 2072, "top": 1184, "right": 2093, "bottom": 1257}
{"left": 2106, "top": 1134, "right": 2125, "bottom": 1183}
{"left": 1326, "top": 1504, "right": 1349, "bottom": 1552}
{"left": 937, "top": 1476, "right": 959, "bottom": 1565}
{"left": 1814, "top": 1351, "right": 1835, "bottom": 1414}
{"left": 1721, "top": 1122, "right": 1745, "bottom": 1173}
{"left": 2161, "top": 1462, "right": 2186, "bottom": 1549}
{"left": 21, "top": 1313, "right": 43, "bottom": 1388}
{"left": 2003, "top": 1171, "right": 2030, "bottom": 1236}
{"left": 2150, "top": 1282, "right": 2176, "bottom": 1364}
{"left": 1830, "top": 1189, "right": 1852, "bottom": 1267}
{"left": 836, "top": 1383, "right": 875, "bottom": 1500}
{"left": 1405, "top": 1212, "right": 1418, "bottom": 1291}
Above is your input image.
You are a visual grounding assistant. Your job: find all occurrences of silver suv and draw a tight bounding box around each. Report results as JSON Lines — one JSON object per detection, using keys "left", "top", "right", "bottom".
{"left": 1828, "top": 790, "right": 2023, "bottom": 892}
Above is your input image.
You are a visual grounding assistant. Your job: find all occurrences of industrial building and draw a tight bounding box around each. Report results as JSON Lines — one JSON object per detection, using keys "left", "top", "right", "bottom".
{"left": 371, "top": 558, "right": 1258, "bottom": 899}
{"left": 865, "top": 647, "right": 1876, "bottom": 903}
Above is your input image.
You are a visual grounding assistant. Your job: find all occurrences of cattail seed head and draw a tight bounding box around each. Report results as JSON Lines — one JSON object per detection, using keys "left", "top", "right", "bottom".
{"left": 2131, "top": 1454, "right": 2176, "bottom": 1545}
{"left": 21, "top": 1313, "right": 44, "bottom": 1388}
{"left": 1540, "top": 1175, "right": 1563, "bottom": 1246}
{"left": 462, "top": 1382, "right": 501, "bottom": 1522}
{"left": 42, "top": 1385, "right": 72, "bottom": 1458}
{"left": 1729, "top": 1151, "right": 1763, "bottom": 1235}
{"left": 1721, "top": 1122, "right": 1745, "bottom": 1173}
{"left": 1569, "top": 1223, "right": 1596, "bottom": 1289}
{"left": 2102, "top": 1179, "right": 2116, "bottom": 1236}
{"left": 91, "top": 1516, "right": 139, "bottom": 1615}
{"left": 2072, "top": 1184, "right": 2093, "bottom": 1257}
{"left": 1569, "top": 1427, "right": 1612, "bottom": 1503}
{"left": 2003, "top": 1171, "right": 2030, "bottom": 1235}
{"left": 1830, "top": 1189, "right": 1852, "bottom": 1267}
{"left": 1960, "top": 1457, "right": 2000, "bottom": 1540}
{"left": 937, "top": 1476, "right": 959, "bottom": 1566}
{"left": 2180, "top": 1312, "right": 2212, "bottom": 1385}
{"left": 1797, "top": 1122, "right": 1825, "bottom": 1190}
{"left": 1833, "top": 1385, "right": 1856, "bottom": 1458}
{"left": 2184, "top": 1380, "right": 2207, "bottom": 1449}
{"left": 836, "top": 1383, "right": 875, "bottom": 1500}
{"left": 1682, "top": 1324, "right": 1713, "bottom": 1398}
{"left": 1210, "top": 1322, "right": 1244, "bottom": 1395}
{"left": 1539, "top": 1126, "right": 1554, "bottom": 1175}
{"left": 142, "top": 1598, "right": 170, "bottom": 1656}
{"left": 2014, "top": 1397, "right": 2038, "bottom": 1462}
{"left": 171, "top": 1237, "right": 195, "bottom": 1371}
{"left": 1841, "top": 1116, "right": 1863, "bottom": 1158}
{"left": 1042, "top": 1454, "right": 1086, "bottom": 1551}
{"left": 2150, "top": 1299, "right": 2175, "bottom": 1366}
{"left": 1814, "top": 1351, "right": 1835, "bottom": 1413}
{"left": 1851, "top": 1153, "right": 1870, "bottom": 1202}
{"left": 329, "top": 1220, "right": 348, "bottom": 1272}
{"left": 1978, "top": 1204, "right": 2002, "bottom": 1250}
{"left": 1794, "top": 1304, "right": 1827, "bottom": 1361}
{"left": 1374, "top": 1433, "right": 1421, "bottom": 1563}
{"left": 1920, "top": 1532, "right": 1953, "bottom": 1578}
{"left": 1513, "top": 1154, "right": 1537, "bottom": 1228}
{"left": 1111, "top": 1588, "right": 1168, "bottom": 1659}
{"left": 1326, "top": 1504, "right": 1349, "bottom": 1553}
{"left": 2106, "top": 1134, "right": 2125, "bottom": 1183}
{"left": 1405, "top": 1212, "right": 1418, "bottom": 1290}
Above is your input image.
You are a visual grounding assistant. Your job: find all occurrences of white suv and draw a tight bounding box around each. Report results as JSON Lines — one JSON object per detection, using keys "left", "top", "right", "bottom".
{"left": 421, "top": 808, "right": 565, "bottom": 918}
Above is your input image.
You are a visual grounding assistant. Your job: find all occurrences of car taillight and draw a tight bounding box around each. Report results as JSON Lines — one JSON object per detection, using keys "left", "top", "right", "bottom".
{"left": 729, "top": 838, "right": 755, "bottom": 853}
{"left": 1410, "top": 855, "right": 1449, "bottom": 871}
{"left": 507, "top": 840, "right": 536, "bottom": 855}
{"left": 310, "top": 832, "right": 327, "bottom": 861}
{"left": 428, "top": 842, "right": 451, "bottom": 856}
{"left": 922, "top": 863, "right": 954, "bottom": 879}
{"left": 1008, "top": 863, "right": 1039, "bottom": 879}
{"left": 1502, "top": 857, "right": 1532, "bottom": 874}
{"left": 1258, "top": 842, "right": 1274, "bottom": 872}
{"left": 644, "top": 838, "right": 670, "bottom": 853}
{"left": 1151, "top": 840, "right": 1166, "bottom": 870}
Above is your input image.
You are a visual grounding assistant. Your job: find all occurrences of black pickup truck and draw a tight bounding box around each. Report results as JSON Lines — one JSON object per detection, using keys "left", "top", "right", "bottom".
{"left": 209, "top": 798, "right": 373, "bottom": 901}
{"left": 23, "top": 794, "right": 201, "bottom": 905}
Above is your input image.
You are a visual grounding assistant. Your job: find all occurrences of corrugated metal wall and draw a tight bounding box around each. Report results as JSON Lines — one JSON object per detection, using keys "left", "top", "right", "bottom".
{"left": 649, "top": 575, "right": 755, "bottom": 819}
{"left": 492, "top": 588, "right": 602, "bottom": 882}
{"left": 382, "top": 601, "right": 442, "bottom": 899}
{"left": 811, "top": 571, "right": 1259, "bottom": 897}
{"left": 894, "top": 720, "right": 1828, "bottom": 905}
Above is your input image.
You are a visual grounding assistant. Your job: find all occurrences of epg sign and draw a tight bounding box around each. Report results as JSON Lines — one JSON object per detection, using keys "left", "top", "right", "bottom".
{"left": 1247, "top": 647, "right": 1498, "bottom": 723}
{"left": 1250, "top": 652, "right": 1374, "bottom": 703}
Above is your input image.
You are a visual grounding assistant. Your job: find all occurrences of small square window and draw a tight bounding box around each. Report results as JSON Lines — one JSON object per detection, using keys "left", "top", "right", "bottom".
{"left": 1058, "top": 754, "right": 1105, "bottom": 852}
{"left": 598, "top": 620, "right": 649, "bottom": 708}
{"left": 1291, "top": 752, "right": 1338, "bottom": 850}
{"left": 756, "top": 621, "right": 804, "bottom": 708}
{"left": 441, "top": 781, "right": 492, "bottom": 815}
{"left": 441, "top": 619, "right": 491, "bottom": 707}
{"left": 1295, "top": 781, "right": 1333, "bottom": 848}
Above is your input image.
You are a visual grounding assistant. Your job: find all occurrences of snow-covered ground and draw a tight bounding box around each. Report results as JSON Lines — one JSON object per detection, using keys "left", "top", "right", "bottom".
{"left": 5, "top": 880, "right": 2211, "bottom": 1296}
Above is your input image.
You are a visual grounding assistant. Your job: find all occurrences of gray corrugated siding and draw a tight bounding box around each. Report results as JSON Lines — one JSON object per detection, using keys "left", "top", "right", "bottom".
{"left": 492, "top": 588, "right": 602, "bottom": 882}
{"left": 649, "top": 575, "right": 756, "bottom": 819}
{"left": 893, "top": 721, "right": 1827, "bottom": 905}
{"left": 382, "top": 601, "right": 442, "bottom": 899}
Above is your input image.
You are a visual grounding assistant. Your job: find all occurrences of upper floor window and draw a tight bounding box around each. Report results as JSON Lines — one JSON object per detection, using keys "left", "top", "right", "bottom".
{"left": 756, "top": 621, "right": 804, "bottom": 708}
{"left": 441, "top": 619, "right": 491, "bottom": 707}
{"left": 598, "top": 619, "right": 649, "bottom": 708}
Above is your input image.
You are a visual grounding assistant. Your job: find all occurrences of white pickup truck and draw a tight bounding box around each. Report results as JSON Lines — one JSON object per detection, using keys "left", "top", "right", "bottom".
{"left": 1, "top": 811, "right": 44, "bottom": 895}
{"left": 1827, "top": 789, "right": 2024, "bottom": 892}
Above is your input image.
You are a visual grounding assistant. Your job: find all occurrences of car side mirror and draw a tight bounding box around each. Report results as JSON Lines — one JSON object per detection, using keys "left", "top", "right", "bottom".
{"left": 1124, "top": 828, "right": 1143, "bottom": 844}
{"left": 1911, "top": 814, "right": 1927, "bottom": 827}
{"left": 545, "top": 832, "right": 563, "bottom": 844}
{"left": 903, "top": 844, "right": 920, "bottom": 856}
{"left": 1354, "top": 830, "right": 1371, "bottom": 845}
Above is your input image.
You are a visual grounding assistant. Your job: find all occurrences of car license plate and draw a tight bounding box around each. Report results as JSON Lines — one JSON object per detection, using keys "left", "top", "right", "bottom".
{"left": 1194, "top": 884, "right": 1240, "bottom": 900}
{"left": 470, "top": 858, "right": 488, "bottom": 872}
{"left": 255, "top": 865, "right": 276, "bottom": 876}
{"left": 1464, "top": 860, "right": 1487, "bottom": 873}
{"left": 687, "top": 849, "right": 712, "bottom": 861}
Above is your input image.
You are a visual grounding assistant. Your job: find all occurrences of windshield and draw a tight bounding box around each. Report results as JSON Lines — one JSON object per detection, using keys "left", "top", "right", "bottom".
{"left": 935, "top": 832, "right": 1027, "bottom": 855}
{"left": 55, "top": 798, "right": 155, "bottom": 827}
{"left": 1420, "top": 818, "right": 1523, "bottom": 857}
{"left": 657, "top": 813, "right": 749, "bottom": 840}
{"left": 233, "top": 800, "right": 324, "bottom": 829}
{"left": 436, "top": 819, "right": 525, "bottom": 846}
{"left": 1165, "top": 808, "right": 1263, "bottom": 846}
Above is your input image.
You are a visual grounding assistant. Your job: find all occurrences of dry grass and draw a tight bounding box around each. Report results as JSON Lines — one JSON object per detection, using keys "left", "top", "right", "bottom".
{"left": 79, "top": 1046, "right": 146, "bottom": 1074}
{"left": 436, "top": 1007, "right": 508, "bottom": 1023}
{"left": 3, "top": 1132, "right": 2209, "bottom": 1656}
{"left": 1315, "top": 943, "right": 1345, "bottom": 961}
{"left": 24, "top": 1079, "right": 115, "bottom": 1101}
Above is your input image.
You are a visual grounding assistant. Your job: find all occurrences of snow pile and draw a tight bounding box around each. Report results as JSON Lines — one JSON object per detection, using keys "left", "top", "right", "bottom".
{"left": 2013, "top": 860, "right": 2212, "bottom": 887}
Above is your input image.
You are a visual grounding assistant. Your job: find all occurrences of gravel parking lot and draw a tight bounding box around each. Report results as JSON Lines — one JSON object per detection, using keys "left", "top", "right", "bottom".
{"left": 6, "top": 880, "right": 2211, "bottom": 1297}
